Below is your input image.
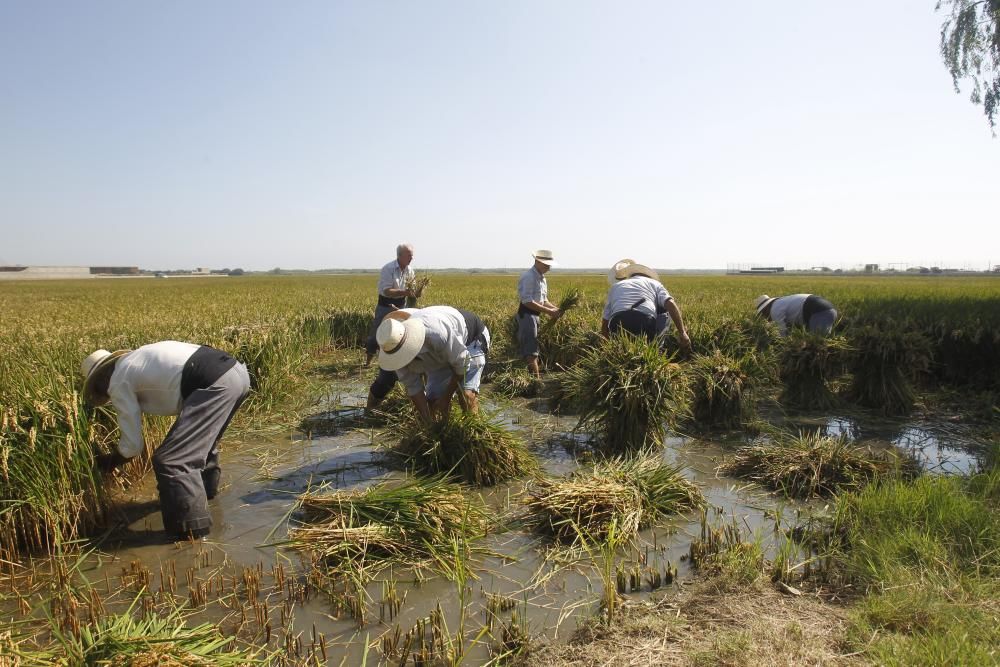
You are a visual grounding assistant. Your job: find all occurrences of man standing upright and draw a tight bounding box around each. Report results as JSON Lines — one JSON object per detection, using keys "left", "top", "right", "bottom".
{"left": 365, "top": 244, "right": 416, "bottom": 409}
{"left": 517, "top": 250, "right": 562, "bottom": 378}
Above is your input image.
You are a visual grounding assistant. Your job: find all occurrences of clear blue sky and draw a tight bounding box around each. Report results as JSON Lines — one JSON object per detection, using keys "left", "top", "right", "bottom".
{"left": 1, "top": 1, "right": 997, "bottom": 270}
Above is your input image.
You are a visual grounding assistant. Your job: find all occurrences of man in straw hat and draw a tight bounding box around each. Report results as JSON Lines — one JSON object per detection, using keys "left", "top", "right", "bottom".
{"left": 517, "top": 249, "right": 562, "bottom": 378}
{"left": 602, "top": 259, "right": 691, "bottom": 351}
{"left": 376, "top": 305, "right": 490, "bottom": 421}
{"left": 81, "top": 341, "right": 250, "bottom": 541}
{"left": 754, "top": 293, "right": 838, "bottom": 336}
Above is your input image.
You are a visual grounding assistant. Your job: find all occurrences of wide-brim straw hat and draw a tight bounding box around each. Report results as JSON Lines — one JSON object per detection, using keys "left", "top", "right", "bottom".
{"left": 755, "top": 294, "right": 777, "bottom": 314}
{"left": 532, "top": 250, "right": 557, "bottom": 267}
{"left": 81, "top": 348, "right": 131, "bottom": 405}
{"left": 612, "top": 261, "right": 659, "bottom": 282}
{"left": 608, "top": 258, "right": 637, "bottom": 284}
{"left": 376, "top": 311, "right": 426, "bottom": 371}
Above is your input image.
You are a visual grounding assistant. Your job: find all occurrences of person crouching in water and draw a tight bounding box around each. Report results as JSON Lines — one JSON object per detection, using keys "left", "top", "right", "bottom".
{"left": 602, "top": 259, "right": 691, "bottom": 352}
{"left": 375, "top": 306, "right": 490, "bottom": 422}
{"left": 754, "top": 294, "right": 838, "bottom": 336}
{"left": 81, "top": 342, "right": 250, "bottom": 541}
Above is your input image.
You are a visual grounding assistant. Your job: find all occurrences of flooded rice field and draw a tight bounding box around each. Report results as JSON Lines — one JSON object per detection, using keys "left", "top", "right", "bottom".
{"left": 3, "top": 376, "right": 992, "bottom": 664}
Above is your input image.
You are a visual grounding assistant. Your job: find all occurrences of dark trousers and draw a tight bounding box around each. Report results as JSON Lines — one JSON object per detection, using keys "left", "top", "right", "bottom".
{"left": 370, "top": 368, "right": 399, "bottom": 401}
{"left": 608, "top": 310, "right": 657, "bottom": 341}
{"left": 152, "top": 364, "right": 250, "bottom": 536}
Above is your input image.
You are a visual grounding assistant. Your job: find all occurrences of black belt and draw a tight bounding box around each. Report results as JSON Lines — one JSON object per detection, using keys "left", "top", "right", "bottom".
{"left": 378, "top": 294, "right": 406, "bottom": 308}
{"left": 181, "top": 346, "right": 238, "bottom": 400}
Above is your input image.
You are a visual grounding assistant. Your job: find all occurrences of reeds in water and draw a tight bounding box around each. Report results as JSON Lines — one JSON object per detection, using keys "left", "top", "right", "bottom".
{"left": 777, "top": 330, "right": 850, "bottom": 410}
{"left": 386, "top": 411, "right": 538, "bottom": 486}
{"left": 718, "top": 432, "right": 916, "bottom": 499}
{"left": 562, "top": 334, "right": 692, "bottom": 451}
{"left": 287, "top": 477, "right": 487, "bottom": 577}
{"left": 526, "top": 453, "right": 703, "bottom": 544}
{"left": 846, "top": 322, "right": 933, "bottom": 416}
{"left": 685, "top": 350, "right": 758, "bottom": 430}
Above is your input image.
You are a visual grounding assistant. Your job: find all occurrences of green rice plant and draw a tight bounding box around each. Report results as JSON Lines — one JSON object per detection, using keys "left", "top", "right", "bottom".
{"left": 538, "top": 309, "right": 601, "bottom": 370}
{"left": 526, "top": 453, "right": 703, "bottom": 544}
{"left": 683, "top": 350, "right": 759, "bottom": 430}
{"left": 845, "top": 321, "right": 933, "bottom": 416}
{"left": 718, "top": 431, "right": 915, "bottom": 499}
{"left": 822, "top": 466, "right": 1000, "bottom": 663}
{"left": 385, "top": 411, "right": 538, "bottom": 486}
{"left": 687, "top": 509, "right": 764, "bottom": 586}
{"left": 287, "top": 476, "right": 488, "bottom": 579}
{"left": 777, "top": 330, "right": 850, "bottom": 410}
{"left": 328, "top": 307, "right": 371, "bottom": 349}
{"left": 562, "top": 334, "right": 692, "bottom": 451}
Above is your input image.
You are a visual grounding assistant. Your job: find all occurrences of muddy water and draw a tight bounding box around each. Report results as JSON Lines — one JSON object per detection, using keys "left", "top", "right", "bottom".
{"left": 9, "top": 381, "right": 992, "bottom": 664}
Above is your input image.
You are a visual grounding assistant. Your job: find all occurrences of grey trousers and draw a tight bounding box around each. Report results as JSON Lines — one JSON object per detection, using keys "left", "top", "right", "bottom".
{"left": 153, "top": 363, "right": 250, "bottom": 536}
{"left": 366, "top": 303, "right": 396, "bottom": 356}
{"left": 807, "top": 308, "right": 838, "bottom": 335}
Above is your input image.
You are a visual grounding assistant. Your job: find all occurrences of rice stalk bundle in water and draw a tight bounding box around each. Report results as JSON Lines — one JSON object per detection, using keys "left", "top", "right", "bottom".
{"left": 527, "top": 476, "right": 641, "bottom": 543}
{"left": 387, "top": 411, "right": 538, "bottom": 486}
{"left": 846, "top": 322, "right": 932, "bottom": 416}
{"left": 526, "top": 453, "right": 703, "bottom": 544}
{"left": 488, "top": 366, "right": 541, "bottom": 398}
{"left": 562, "top": 334, "right": 692, "bottom": 451}
{"left": 684, "top": 350, "right": 758, "bottom": 430}
{"left": 288, "top": 477, "right": 485, "bottom": 576}
{"left": 60, "top": 610, "right": 253, "bottom": 666}
{"left": 777, "top": 330, "right": 850, "bottom": 410}
{"left": 717, "top": 432, "right": 914, "bottom": 499}
{"left": 599, "top": 453, "right": 705, "bottom": 519}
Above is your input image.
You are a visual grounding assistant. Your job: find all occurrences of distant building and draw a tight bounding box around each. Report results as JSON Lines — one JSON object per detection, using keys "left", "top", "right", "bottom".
{"left": 89, "top": 266, "right": 139, "bottom": 275}
{"left": 864, "top": 264, "right": 879, "bottom": 273}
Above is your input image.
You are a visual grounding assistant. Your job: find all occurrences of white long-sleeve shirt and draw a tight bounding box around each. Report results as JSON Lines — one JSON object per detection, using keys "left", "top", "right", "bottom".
{"left": 377, "top": 260, "right": 415, "bottom": 297}
{"left": 395, "top": 306, "right": 471, "bottom": 396}
{"left": 107, "top": 341, "right": 200, "bottom": 458}
{"left": 603, "top": 276, "right": 672, "bottom": 320}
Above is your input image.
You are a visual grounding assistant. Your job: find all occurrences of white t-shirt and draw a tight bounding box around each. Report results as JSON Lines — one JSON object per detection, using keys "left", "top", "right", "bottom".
{"left": 603, "top": 276, "right": 672, "bottom": 320}
{"left": 377, "top": 260, "right": 415, "bottom": 297}
{"left": 517, "top": 267, "right": 547, "bottom": 305}
{"left": 768, "top": 294, "right": 810, "bottom": 335}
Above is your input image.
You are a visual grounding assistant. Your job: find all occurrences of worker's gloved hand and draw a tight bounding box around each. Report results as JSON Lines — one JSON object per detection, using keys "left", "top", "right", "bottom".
{"left": 95, "top": 451, "right": 128, "bottom": 475}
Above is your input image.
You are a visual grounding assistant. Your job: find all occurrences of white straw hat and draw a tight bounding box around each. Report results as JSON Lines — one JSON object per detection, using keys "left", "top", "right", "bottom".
{"left": 81, "top": 348, "right": 130, "bottom": 405}
{"left": 376, "top": 311, "right": 426, "bottom": 371}
{"left": 532, "top": 250, "right": 557, "bottom": 267}
{"left": 755, "top": 294, "right": 776, "bottom": 314}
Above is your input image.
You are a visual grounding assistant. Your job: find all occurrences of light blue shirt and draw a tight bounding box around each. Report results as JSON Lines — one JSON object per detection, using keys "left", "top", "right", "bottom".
{"left": 396, "top": 306, "right": 471, "bottom": 396}
{"left": 518, "top": 266, "right": 547, "bottom": 305}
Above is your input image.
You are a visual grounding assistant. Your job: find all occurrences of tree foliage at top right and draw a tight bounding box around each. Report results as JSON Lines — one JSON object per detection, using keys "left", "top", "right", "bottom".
{"left": 937, "top": 0, "right": 1000, "bottom": 130}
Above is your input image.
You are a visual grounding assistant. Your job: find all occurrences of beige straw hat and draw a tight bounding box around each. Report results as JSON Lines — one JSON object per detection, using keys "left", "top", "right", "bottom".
{"left": 532, "top": 250, "right": 557, "bottom": 267}
{"left": 754, "top": 294, "right": 777, "bottom": 314}
{"left": 611, "top": 260, "right": 659, "bottom": 282}
{"left": 376, "top": 311, "right": 426, "bottom": 371}
{"left": 81, "top": 348, "right": 131, "bottom": 405}
{"left": 608, "top": 258, "right": 637, "bottom": 284}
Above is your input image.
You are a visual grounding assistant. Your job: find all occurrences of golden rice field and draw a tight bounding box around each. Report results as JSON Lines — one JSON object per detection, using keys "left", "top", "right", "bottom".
{"left": 1, "top": 272, "right": 999, "bottom": 561}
